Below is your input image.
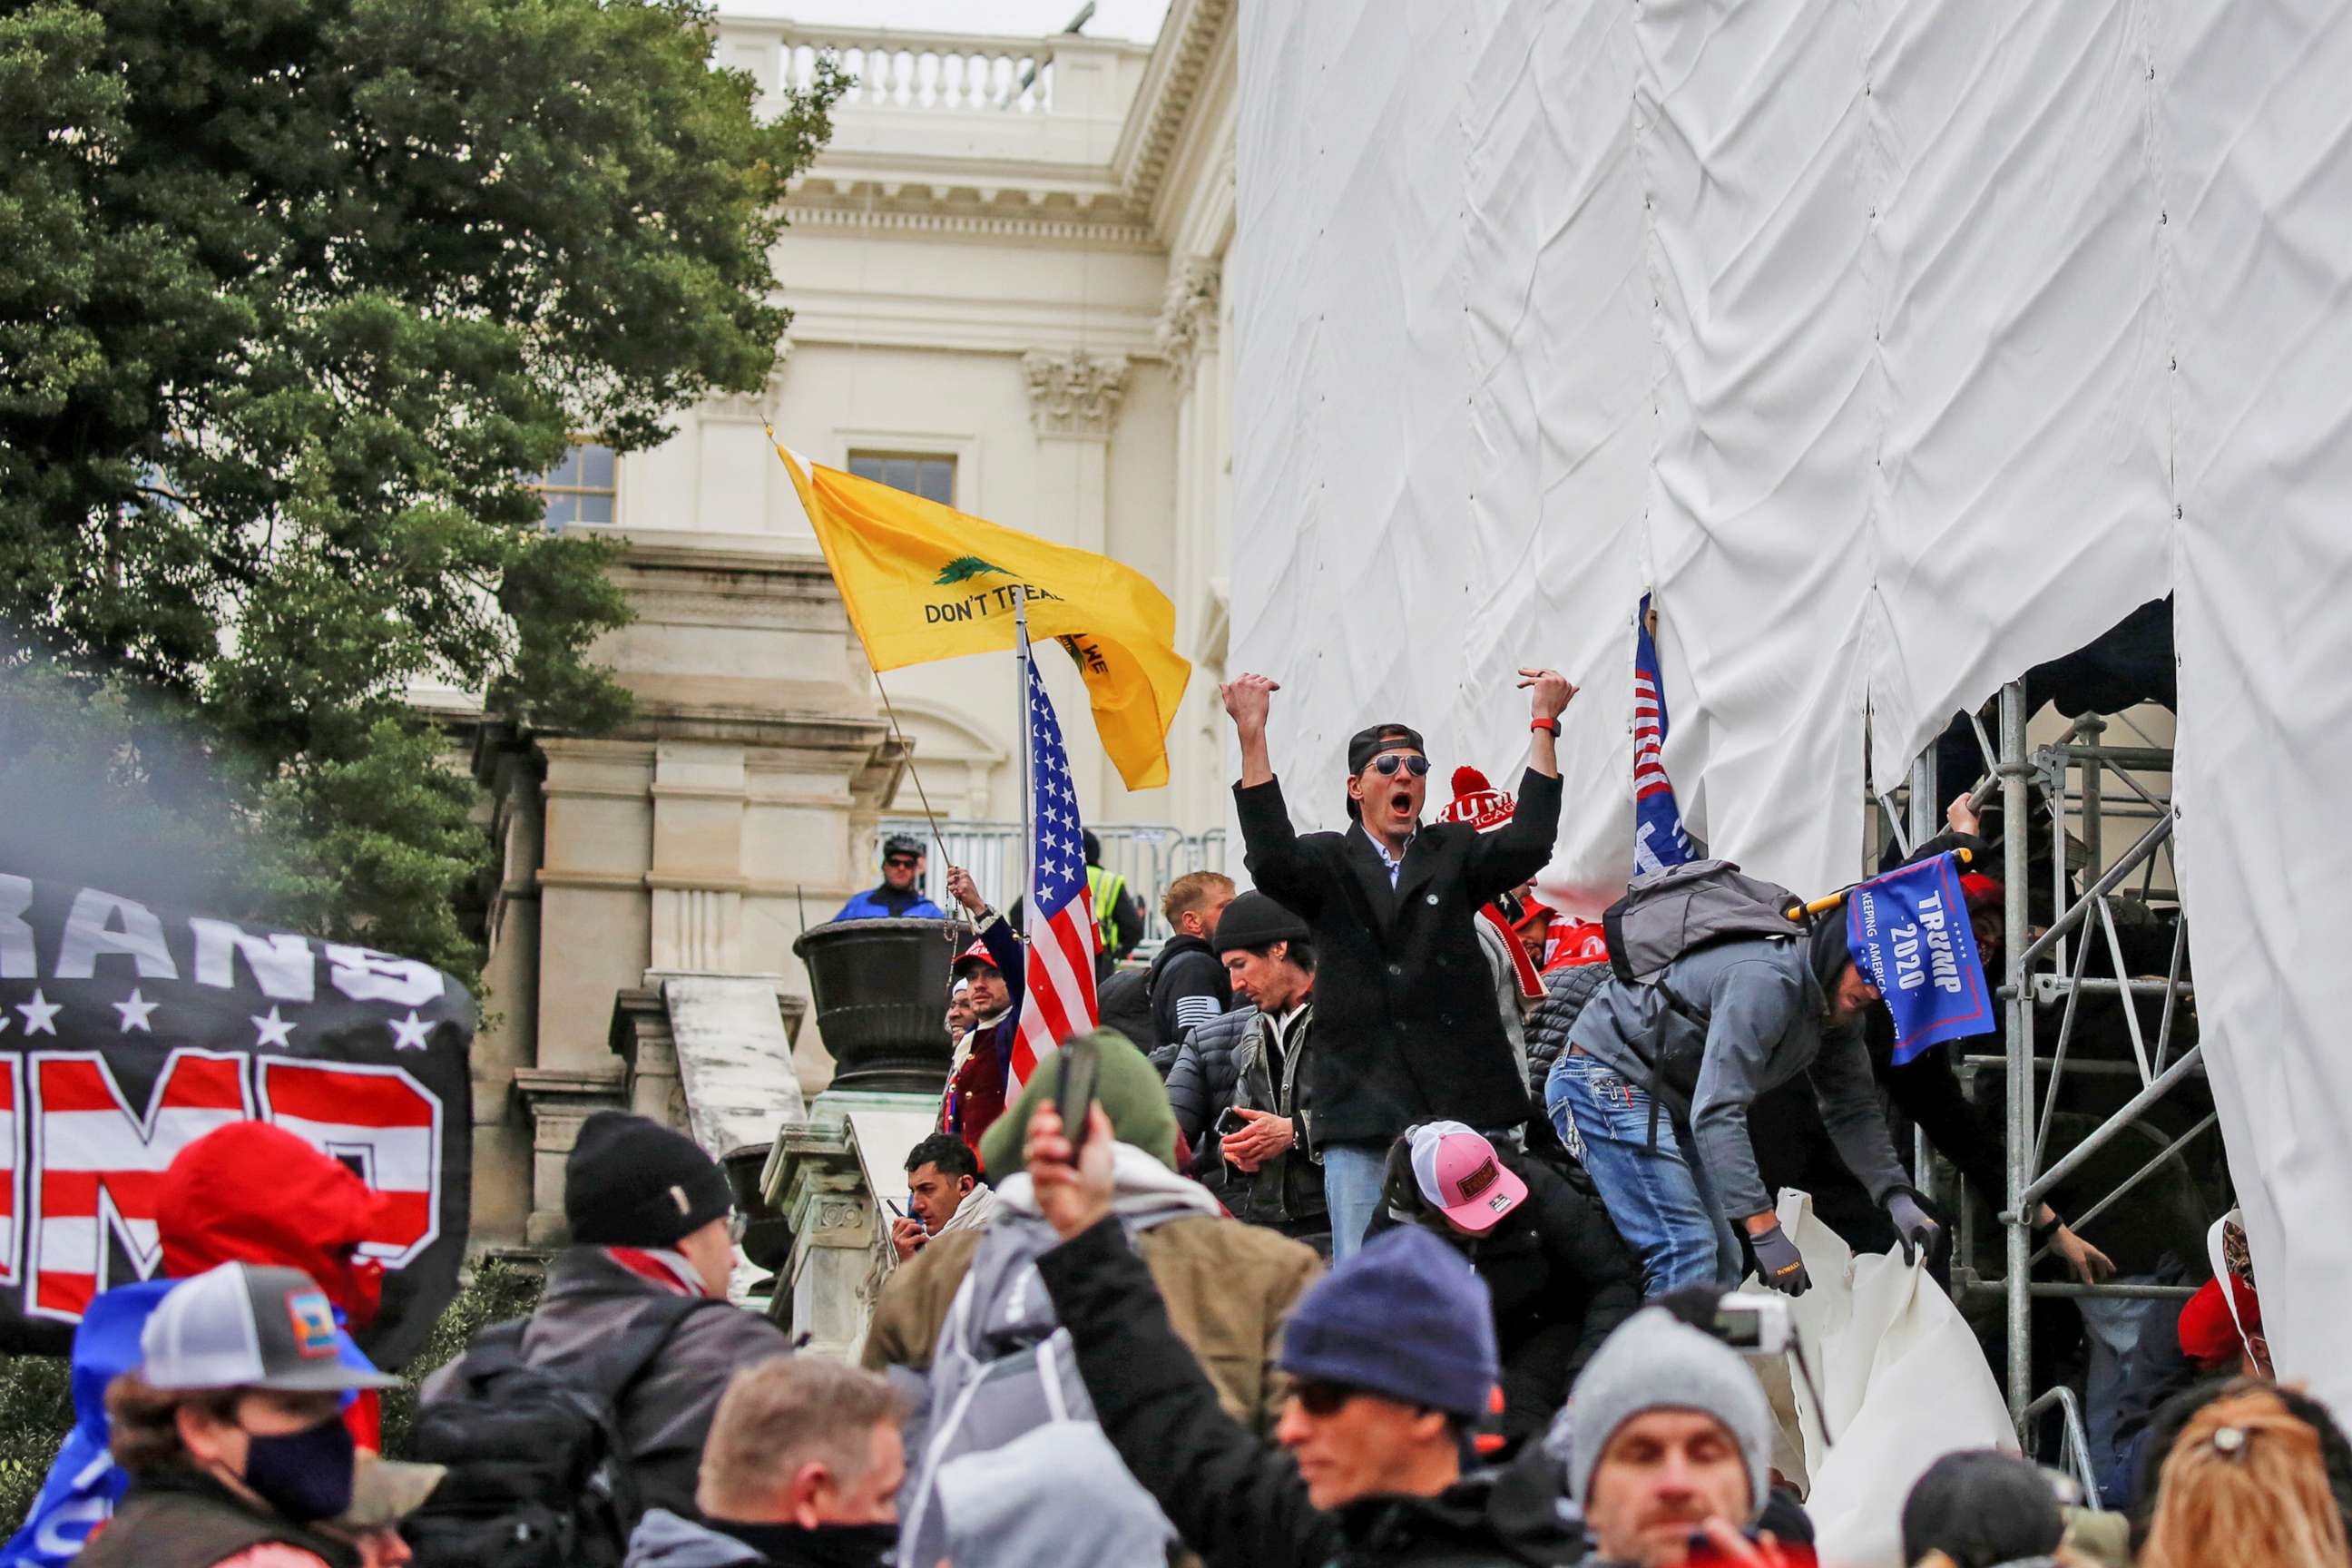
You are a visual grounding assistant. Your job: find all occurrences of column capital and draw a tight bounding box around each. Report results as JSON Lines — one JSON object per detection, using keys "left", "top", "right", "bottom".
{"left": 1156, "top": 258, "right": 1221, "bottom": 393}
{"left": 1022, "top": 348, "right": 1132, "bottom": 439}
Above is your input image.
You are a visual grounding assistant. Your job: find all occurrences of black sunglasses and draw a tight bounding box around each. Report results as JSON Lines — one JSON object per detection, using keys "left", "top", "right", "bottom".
{"left": 1369, "top": 754, "right": 1431, "bottom": 779}
{"left": 1291, "top": 1380, "right": 1368, "bottom": 1417}
{"left": 884, "top": 856, "right": 921, "bottom": 868}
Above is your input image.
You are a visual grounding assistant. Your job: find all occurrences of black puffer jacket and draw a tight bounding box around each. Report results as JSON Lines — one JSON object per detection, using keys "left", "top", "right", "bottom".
{"left": 1166, "top": 1004, "right": 1256, "bottom": 1150}
{"left": 1524, "top": 962, "right": 1611, "bottom": 1099}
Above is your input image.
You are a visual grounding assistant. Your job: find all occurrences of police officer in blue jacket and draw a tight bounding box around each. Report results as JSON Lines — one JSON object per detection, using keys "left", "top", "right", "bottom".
{"left": 834, "top": 836, "right": 947, "bottom": 922}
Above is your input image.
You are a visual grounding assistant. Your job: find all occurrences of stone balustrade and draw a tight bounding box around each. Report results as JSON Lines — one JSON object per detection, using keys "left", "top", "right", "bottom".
{"left": 786, "top": 27, "right": 1060, "bottom": 114}
{"left": 712, "top": 18, "right": 1152, "bottom": 175}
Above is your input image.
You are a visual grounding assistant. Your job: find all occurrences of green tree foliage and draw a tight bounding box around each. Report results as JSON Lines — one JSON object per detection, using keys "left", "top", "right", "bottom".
{"left": 0, "top": 0, "right": 842, "bottom": 980}
{"left": 0, "top": 1351, "right": 72, "bottom": 1537}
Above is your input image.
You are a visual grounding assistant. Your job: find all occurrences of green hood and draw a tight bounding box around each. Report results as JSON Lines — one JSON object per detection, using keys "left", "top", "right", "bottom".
{"left": 977, "top": 1028, "right": 1181, "bottom": 1181}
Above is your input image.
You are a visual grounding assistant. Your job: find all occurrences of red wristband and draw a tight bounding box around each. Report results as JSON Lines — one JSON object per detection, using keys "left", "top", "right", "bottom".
{"left": 1530, "top": 718, "right": 1560, "bottom": 736}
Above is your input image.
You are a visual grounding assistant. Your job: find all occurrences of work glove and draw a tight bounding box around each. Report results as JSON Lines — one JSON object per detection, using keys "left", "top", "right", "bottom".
{"left": 1751, "top": 1223, "right": 1811, "bottom": 1297}
{"left": 1885, "top": 1188, "right": 1944, "bottom": 1268}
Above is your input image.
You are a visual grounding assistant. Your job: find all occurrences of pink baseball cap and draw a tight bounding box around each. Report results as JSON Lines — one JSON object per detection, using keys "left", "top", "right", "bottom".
{"left": 1408, "top": 1122, "right": 1527, "bottom": 1234}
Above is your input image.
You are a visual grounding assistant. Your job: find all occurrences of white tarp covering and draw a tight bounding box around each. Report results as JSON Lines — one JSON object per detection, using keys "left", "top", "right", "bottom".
{"left": 1233, "top": 0, "right": 2352, "bottom": 1411}
{"left": 1779, "top": 1195, "right": 2016, "bottom": 1567}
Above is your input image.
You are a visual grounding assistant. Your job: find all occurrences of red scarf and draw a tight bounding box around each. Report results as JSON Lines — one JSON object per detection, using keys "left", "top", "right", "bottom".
{"left": 1480, "top": 904, "right": 1546, "bottom": 1001}
{"left": 603, "top": 1246, "right": 708, "bottom": 1298}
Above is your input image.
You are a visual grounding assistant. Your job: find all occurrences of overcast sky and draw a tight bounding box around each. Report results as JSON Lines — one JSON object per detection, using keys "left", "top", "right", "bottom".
{"left": 712, "top": 0, "right": 1173, "bottom": 44}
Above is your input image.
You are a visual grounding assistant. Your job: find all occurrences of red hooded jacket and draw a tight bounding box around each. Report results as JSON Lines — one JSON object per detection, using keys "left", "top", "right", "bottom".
{"left": 156, "top": 1122, "right": 400, "bottom": 1447}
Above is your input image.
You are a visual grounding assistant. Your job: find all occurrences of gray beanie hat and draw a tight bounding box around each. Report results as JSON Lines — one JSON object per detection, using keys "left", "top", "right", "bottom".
{"left": 1565, "top": 1308, "right": 1773, "bottom": 1524}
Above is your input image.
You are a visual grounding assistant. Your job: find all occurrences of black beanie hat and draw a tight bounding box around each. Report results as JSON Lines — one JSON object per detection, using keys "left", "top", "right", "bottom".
{"left": 1898, "top": 1449, "right": 2063, "bottom": 1568}
{"left": 1212, "top": 890, "right": 1310, "bottom": 956}
{"left": 564, "top": 1112, "right": 733, "bottom": 1248}
{"left": 1808, "top": 908, "right": 1857, "bottom": 993}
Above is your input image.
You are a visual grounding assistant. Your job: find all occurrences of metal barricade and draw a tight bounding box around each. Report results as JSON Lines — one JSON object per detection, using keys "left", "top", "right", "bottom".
{"left": 877, "top": 818, "right": 1230, "bottom": 941}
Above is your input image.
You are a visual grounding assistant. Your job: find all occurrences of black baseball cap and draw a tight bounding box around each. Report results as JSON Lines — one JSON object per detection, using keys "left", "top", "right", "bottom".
{"left": 1347, "top": 723, "right": 1426, "bottom": 775}
{"left": 1346, "top": 723, "right": 1427, "bottom": 821}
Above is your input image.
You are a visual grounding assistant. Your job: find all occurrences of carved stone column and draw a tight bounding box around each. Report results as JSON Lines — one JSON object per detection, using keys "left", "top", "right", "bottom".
{"left": 1021, "top": 348, "right": 1132, "bottom": 808}
{"left": 1158, "top": 254, "right": 1230, "bottom": 832}
{"left": 1156, "top": 258, "right": 1220, "bottom": 395}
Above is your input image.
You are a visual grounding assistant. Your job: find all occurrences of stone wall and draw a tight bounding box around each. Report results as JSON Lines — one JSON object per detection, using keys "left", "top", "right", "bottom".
{"left": 469, "top": 536, "right": 904, "bottom": 1249}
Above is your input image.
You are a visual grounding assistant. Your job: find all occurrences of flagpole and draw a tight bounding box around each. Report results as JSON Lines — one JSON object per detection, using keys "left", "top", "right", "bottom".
{"left": 1014, "top": 584, "right": 1034, "bottom": 929}
{"left": 867, "top": 667, "right": 955, "bottom": 870}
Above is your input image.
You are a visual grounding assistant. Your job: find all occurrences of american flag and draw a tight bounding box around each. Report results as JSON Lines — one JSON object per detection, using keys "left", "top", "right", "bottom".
{"left": 1633, "top": 592, "right": 1698, "bottom": 876}
{"left": 1011, "top": 655, "right": 1099, "bottom": 1093}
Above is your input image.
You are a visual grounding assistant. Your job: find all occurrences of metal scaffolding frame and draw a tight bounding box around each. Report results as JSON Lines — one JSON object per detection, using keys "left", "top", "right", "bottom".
{"left": 1879, "top": 681, "right": 2207, "bottom": 1504}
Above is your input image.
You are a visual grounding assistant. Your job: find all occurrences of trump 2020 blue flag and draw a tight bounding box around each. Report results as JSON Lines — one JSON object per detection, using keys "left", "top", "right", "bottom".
{"left": 1845, "top": 852, "right": 1994, "bottom": 1063}
{"left": 1632, "top": 593, "right": 1697, "bottom": 875}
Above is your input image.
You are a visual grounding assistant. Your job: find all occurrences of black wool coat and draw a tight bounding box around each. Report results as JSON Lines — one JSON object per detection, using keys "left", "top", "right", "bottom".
{"left": 1234, "top": 771, "right": 1563, "bottom": 1145}
{"left": 1035, "top": 1218, "right": 1583, "bottom": 1568}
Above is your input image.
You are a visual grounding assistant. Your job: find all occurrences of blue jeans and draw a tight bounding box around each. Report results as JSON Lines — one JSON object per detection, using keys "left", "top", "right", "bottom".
{"left": 2079, "top": 1279, "right": 2162, "bottom": 1484}
{"left": 1546, "top": 1048, "right": 1743, "bottom": 1296}
{"left": 1321, "top": 1142, "right": 1390, "bottom": 1262}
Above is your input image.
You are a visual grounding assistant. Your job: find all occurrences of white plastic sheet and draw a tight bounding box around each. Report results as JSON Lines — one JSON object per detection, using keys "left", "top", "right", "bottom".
{"left": 1779, "top": 1196, "right": 2016, "bottom": 1568}
{"left": 1233, "top": 0, "right": 2352, "bottom": 1413}
{"left": 2161, "top": 0, "right": 2352, "bottom": 1437}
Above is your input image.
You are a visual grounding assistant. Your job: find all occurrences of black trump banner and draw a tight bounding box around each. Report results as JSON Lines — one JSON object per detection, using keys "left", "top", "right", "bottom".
{"left": 0, "top": 872, "right": 472, "bottom": 1366}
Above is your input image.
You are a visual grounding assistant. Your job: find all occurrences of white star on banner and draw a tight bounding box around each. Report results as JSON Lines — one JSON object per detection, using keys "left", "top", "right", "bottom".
{"left": 113, "top": 990, "right": 159, "bottom": 1034}
{"left": 389, "top": 1011, "right": 433, "bottom": 1051}
{"left": 251, "top": 1005, "right": 296, "bottom": 1049}
{"left": 16, "top": 990, "right": 60, "bottom": 1036}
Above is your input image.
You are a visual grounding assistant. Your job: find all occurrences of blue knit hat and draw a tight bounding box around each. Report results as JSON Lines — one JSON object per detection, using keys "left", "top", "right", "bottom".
{"left": 1278, "top": 1226, "right": 1498, "bottom": 1419}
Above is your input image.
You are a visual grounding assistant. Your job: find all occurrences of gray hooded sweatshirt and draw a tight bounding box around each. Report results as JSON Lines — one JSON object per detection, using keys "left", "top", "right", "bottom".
{"left": 624, "top": 1509, "right": 762, "bottom": 1568}
{"left": 1563, "top": 931, "right": 1906, "bottom": 1220}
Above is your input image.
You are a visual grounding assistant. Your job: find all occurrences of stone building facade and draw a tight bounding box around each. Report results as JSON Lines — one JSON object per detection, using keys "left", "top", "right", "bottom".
{"left": 455, "top": 2, "right": 1241, "bottom": 1282}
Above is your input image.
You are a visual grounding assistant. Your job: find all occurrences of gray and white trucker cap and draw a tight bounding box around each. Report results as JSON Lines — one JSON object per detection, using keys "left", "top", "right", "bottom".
{"left": 140, "top": 1261, "right": 402, "bottom": 1394}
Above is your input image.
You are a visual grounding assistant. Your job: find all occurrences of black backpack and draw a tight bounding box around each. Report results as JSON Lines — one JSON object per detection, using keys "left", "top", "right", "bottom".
{"left": 1095, "top": 966, "right": 1155, "bottom": 1051}
{"left": 403, "top": 1297, "right": 725, "bottom": 1568}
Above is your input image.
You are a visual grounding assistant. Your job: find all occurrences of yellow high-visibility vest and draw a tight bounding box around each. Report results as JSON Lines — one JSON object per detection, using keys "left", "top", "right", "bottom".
{"left": 1086, "top": 864, "right": 1130, "bottom": 953}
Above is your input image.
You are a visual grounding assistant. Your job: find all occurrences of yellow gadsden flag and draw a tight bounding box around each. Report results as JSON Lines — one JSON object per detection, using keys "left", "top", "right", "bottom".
{"left": 772, "top": 438, "right": 1191, "bottom": 790}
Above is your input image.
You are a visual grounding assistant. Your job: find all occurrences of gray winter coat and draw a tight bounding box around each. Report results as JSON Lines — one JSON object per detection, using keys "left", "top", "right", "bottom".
{"left": 1563, "top": 934, "right": 1907, "bottom": 1220}
{"left": 425, "top": 1248, "right": 792, "bottom": 1522}
{"left": 624, "top": 1510, "right": 762, "bottom": 1568}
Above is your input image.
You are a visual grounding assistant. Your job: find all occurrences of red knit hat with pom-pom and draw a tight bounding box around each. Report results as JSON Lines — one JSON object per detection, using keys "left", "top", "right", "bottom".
{"left": 1437, "top": 766, "right": 1516, "bottom": 834}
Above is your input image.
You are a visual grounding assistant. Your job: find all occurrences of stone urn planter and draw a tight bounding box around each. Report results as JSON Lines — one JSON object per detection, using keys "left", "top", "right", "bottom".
{"left": 792, "top": 916, "right": 964, "bottom": 1095}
